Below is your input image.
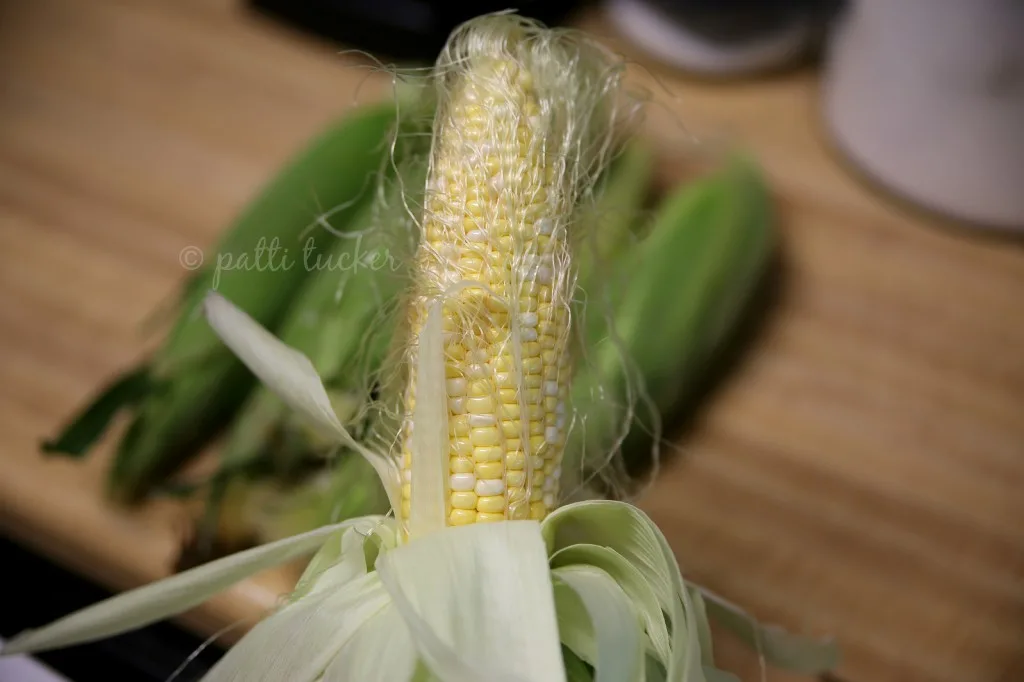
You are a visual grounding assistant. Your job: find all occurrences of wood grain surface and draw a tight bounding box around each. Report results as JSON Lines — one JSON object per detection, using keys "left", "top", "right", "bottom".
{"left": 1, "top": 2, "right": 1022, "bottom": 681}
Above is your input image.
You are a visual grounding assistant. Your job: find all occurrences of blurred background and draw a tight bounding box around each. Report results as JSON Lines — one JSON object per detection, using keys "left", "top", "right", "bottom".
{"left": 0, "top": 1, "right": 1022, "bottom": 681}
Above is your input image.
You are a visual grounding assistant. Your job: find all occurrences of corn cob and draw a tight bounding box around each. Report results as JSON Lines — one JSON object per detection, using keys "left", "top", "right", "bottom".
{"left": 42, "top": 102, "right": 401, "bottom": 500}
{"left": 398, "top": 26, "right": 609, "bottom": 529}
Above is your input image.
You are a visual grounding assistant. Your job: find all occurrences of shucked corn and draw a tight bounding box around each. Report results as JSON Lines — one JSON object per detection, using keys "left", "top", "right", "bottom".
{"left": 399, "top": 22, "right": 609, "bottom": 527}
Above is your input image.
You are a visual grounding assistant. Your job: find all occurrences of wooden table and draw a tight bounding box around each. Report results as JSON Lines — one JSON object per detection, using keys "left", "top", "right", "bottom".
{"left": 1, "top": 2, "right": 1021, "bottom": 681}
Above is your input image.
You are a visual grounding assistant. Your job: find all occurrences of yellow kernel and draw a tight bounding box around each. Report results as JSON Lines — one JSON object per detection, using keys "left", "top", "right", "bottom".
{"left": 506, "top": 470, "right": 526, "bottom": 487}
{"left": 451, "top": 457, "right": 475, "bottom": 474}
{"left": 499, "top": 403, "right": 521, "bottom": 419}
{"left": 475, "top": 461, "right": 504, "bottom": 479}
{"left": 477, "top": 495, "right": 506, "bottom": 514}
{"left": 445, "top": 364, "right": 464, "bottom": 378}
{"left": 540, "top": 335, "right": 557, "bottom": 349}
{"left": 530, "top": 488, "right": 544, "bottom": 502}
{"left": 449, "top": 414, "right": 471, "bottom": 437}
{"left": 450, "top": 438, "right": 473, "bottom": 457}
{"left": 477, "top": 512, "right": 505, "bottom": 523}
{"left": 496, "top": 372, "right": 516, "bottom": 388}
{"left": 518, "top": 296, "right": 539, "bottom": 313}
{"left": 499, "top": 388, "right": 518, "bottom": 402}
{"left": 522, "top": 357, "right": 543, "bottom": 374}
{"left": 474, "top": 445, "right": 504, "bottom": 462}
{"left": 484, "top": 327, "right": 507, "bottom": 344}
{"left": 446, "top": 344, "right": 467, "bottom": 362}
{"left": 451, "top": 492, "right": 478, "bottom": 510}
{"left": 470, "top": 426, "right": 501, "bottom": 447}
{"left": 401, "top": 483, "right": 411, "bottom": 499}
{"left": 509, "top": 503, "right": 530, "bottom": 520}
{"left": 401, "top": 499, "right": 411, "bottom": 518}
{"left": 530, "top": 502, "right": 547, "bottom": 519}
{"left": 449, "top": 509, "right": 477, "bottom": 526}
{"left": 501, "top": 419, "right": 522, "bottom": 438}
{"left": 465, "top": 380, "right": 489, "bottom": 397}
{"left": 525, "top": 374, "right": 543, "bottom": 389}
{"left": 529, "top": 421, "right": 544, "bottom": 436}
{"left": 466, "top": 395, "right": 496, "bottom": 414}
{"left": 522, "top": 341, "right": 541, "bottom": 357}
{"left": 495, "top": 354, "right": 514, "bottom": 372}
{"left": 446, "top": 378, "right": 468, "bottom": 397}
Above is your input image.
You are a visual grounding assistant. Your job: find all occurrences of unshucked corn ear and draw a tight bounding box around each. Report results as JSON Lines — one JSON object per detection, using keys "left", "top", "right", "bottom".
{"left": 42, "top": 101, "right": 403, "bottom": 500}
{"left": 192, "top": 152, "right": 430, "bottom": 553}
{"left": 564, "top": 156, "right": 775, "bottom": 499}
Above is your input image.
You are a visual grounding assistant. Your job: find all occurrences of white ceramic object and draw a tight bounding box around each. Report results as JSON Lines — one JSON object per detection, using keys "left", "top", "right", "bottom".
{"left": 822, "top": 0, "right": 1024, "bottom": 230}
{"left": 607, "top": 0, "right": 814, "bottom": 76}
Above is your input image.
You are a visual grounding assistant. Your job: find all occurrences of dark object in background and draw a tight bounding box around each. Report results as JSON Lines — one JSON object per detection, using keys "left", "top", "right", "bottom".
{"left": 248, "top": 0, "right": 588, "bottom": 63}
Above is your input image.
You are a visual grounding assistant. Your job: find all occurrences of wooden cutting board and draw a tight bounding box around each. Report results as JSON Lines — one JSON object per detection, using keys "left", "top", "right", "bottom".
{"left": 1, "top": 2, "right": 1022, "bottom": 681}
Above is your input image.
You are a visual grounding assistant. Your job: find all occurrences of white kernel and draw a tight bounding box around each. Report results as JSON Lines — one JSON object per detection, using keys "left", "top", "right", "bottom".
{"left": 535, "top": 265, "right": 553, "bottom": 284}
{"left": 544, "top": 380, "right": 559, "bottom": 396}
{"left": 469, "top": 414, "right": 497, "bottom": 427}
{"left": 520, "top": 327, "right": 538, "bottom": 342}
{"left": 552, "top": 466, "right": 562, "bottom": 480}
{"left": 543, "top": 493, "right": 555, "bottom": 508}
{"left": 402, "top": 469, "right": 412, "bottom": 483}
{"left": 447, "top": 378, "right": 468, "bottom": 397}
{"left": 468, "top": 349, "right": 489, "bottom": 363}
{"left": 545, "top": 426, "right": 559, "bottom": 442}
{"left": 448, "top": 397, "right": 466, "bottom": 414}
{"left": 555, "top": 401, "right": 566, "bottom": 415}
{"left": 537, "top": 218, "right": 553, "bottom": 236}
{"left": 475, "top": 479, "right": 506, "bottom": 496}
{"left": 521, "top": 312, "right": 538, "bottom": 327}
{"left": 467, "top": 230, "right": 488, "bottom": 243}
{"left": 450, "top": 473, "right": 476, "bottom": 492}
{"left": 556, "top": 415, "right": 565, "bottom": 430}
{"left": 542, "top": 476, "right": 556, "bottom": 492}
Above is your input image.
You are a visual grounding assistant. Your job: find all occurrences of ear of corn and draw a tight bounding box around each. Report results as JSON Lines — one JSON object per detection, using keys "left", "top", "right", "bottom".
{"left": 564, "top": 156, "right": 775, "bottom": 498}
{"left": 190, "top": 150, "right": 429, "bottom": 556}
{"left": 398, "top": 16, "right": 627, "bottom": 532}
{"left": 41, "top": 102, "right": 403, "bottom": 500}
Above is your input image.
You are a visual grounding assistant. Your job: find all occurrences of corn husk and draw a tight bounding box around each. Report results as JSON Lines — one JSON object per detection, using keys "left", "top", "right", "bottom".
{"left": 41, "top": 101, "right": 405, "bottom": 501}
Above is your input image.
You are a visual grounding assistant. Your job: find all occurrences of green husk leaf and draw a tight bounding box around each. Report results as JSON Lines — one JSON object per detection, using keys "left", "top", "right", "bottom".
{"left": 2, "top": 518, "right": 381, "bottom": 656}
{"left": 323, "top": 602, "right": 418, "bottom": 682}
{"left": 550, "top": 543, "right": 671, "bottom": 664}
{"left": 553, "top": 565, "right": 645, "bottom": 682}
{"left": 563, "top": 646, "right": 595, "bottom": 682}
{"left": 566, "top": 156, "right": 774, "bottom": 493}
{"left": 109, "top": 101, "right": 402, "bottom": 499}
{"left": 201, "top": 571, "right": 388, "bottom": 682}
{"left": 701, "top": 589, "right": 841, "bottom": 674}
{"left": 376, "top": 521, "right": 566, "bottom": 682}
{"left": 41, "top": 365, "right": 155, "bottom": 457}
{"left": 542, "top": 500, "right": 705, "bottom": 682}
{"left": 201, "top": 292, "right": 399, "bottom": 510}
{"left": 408, "top": 301, "right": 448, "bottom": 538}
